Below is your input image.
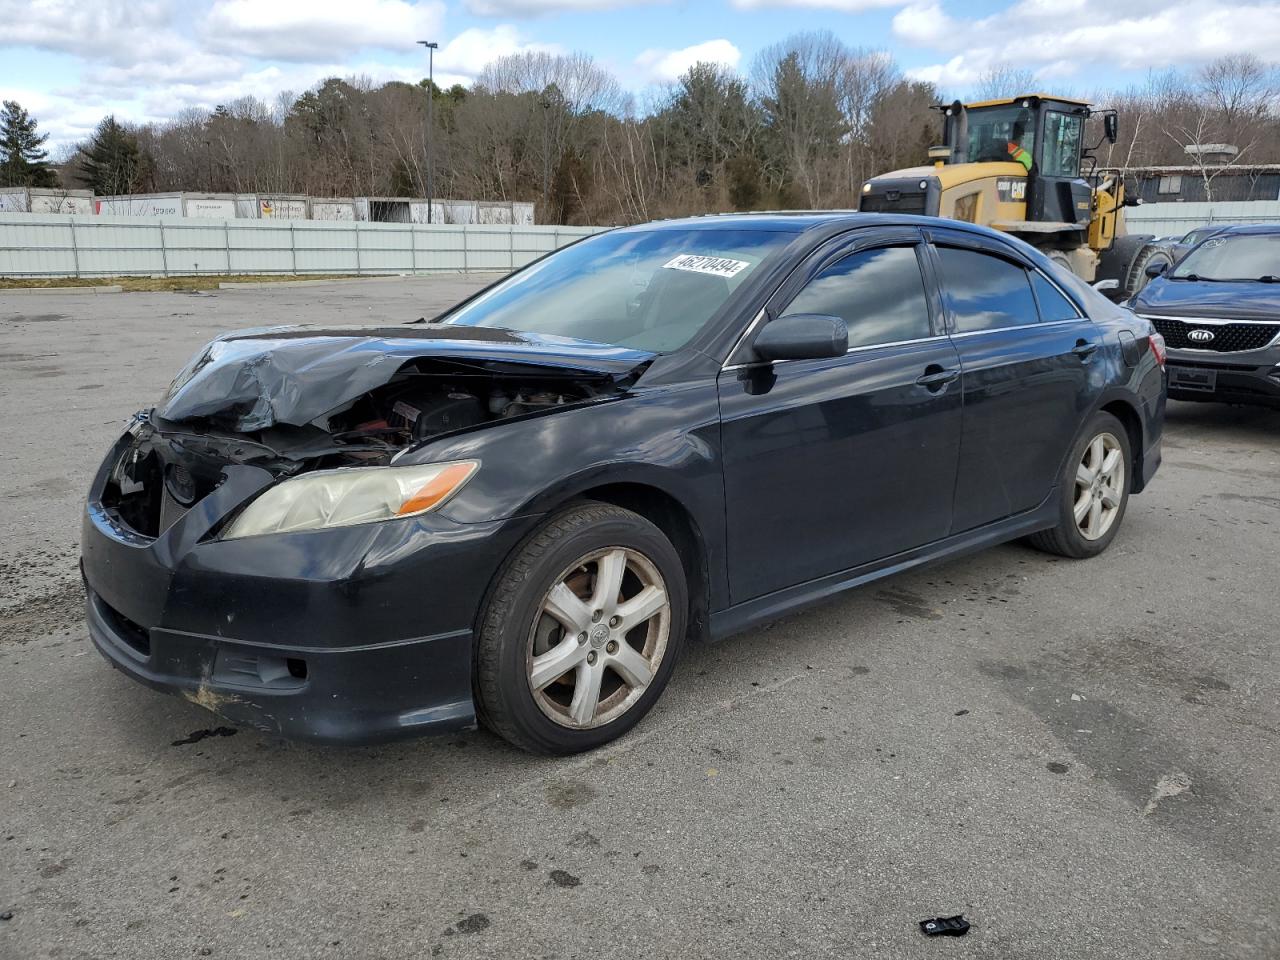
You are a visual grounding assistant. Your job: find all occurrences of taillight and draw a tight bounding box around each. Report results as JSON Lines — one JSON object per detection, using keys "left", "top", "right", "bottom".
{"left": 1148, "top": 332, "right": 1167, "bottom": 368}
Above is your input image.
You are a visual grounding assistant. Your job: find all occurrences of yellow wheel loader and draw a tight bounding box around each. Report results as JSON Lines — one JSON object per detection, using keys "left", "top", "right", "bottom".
{"left": 859, "top": 94, "right": 1172, "bottom": 300}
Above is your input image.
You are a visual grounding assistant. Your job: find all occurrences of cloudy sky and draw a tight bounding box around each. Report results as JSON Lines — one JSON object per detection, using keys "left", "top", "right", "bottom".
{"left": 3, "top": 0, "right": 1278, "bottom": 150}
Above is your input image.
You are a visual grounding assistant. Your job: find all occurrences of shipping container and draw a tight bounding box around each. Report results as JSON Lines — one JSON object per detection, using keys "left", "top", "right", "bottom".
{"left": 94, "top": 193, "right": 183, "bottom": 217}
{"left": 355, "top": 197, "right": 416, "bottom": 223}
{"left": 94, "top": 193, "right": 238, "bottom": 219}
{"left": 0, "top": 187, "right": 93, "bottom": 214}
{"left": 308, "top": 198, "right": 356, "bottom": 221}
{"left": 184, "top": 195, "right": 238, "bottom": 218}
{"left": 430, "top": 199, "right": 477, "bottom": 224}
{"left": 233, "top": 194, "right": 310, "bottom": 219}
{"left": 94, "top": 194, "right": 175, "bottom": 217}
{"left": 512, "top": 202, "right": 535, "bottom": 226}
{"left": 477, "top": 201, "right": 515, "bottom": 225}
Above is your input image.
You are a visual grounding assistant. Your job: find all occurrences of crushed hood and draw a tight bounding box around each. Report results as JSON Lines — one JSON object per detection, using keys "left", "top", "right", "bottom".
{"left": 159, "top": 325, "right": 655, "bottom": 431}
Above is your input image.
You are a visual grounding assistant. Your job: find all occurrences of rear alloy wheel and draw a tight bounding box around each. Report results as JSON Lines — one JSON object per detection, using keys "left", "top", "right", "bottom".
{"left": 1074, "top": 432, "right": 1125, "bottom": 541}
{"left": 474, "top": 503, "right": 686, "bottom": 754}
{"left": 1026, "top": 411, "right": 1132, "bottom": 558}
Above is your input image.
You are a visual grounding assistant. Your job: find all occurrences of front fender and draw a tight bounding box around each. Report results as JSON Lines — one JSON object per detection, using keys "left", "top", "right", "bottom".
{"left": 398, "top": 383, "right": 724, "bottom": 525}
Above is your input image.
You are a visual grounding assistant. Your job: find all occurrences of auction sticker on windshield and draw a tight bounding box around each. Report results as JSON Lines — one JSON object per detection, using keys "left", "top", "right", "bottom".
{"left": 663, "top": 254, "right": 751, "bottom": 278}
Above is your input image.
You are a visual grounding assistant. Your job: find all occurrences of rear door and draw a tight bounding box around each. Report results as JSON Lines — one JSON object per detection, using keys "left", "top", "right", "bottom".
{"left": 926, "top": 227, "right": 1099, "bottom": 532}
{"left": 717, "top": 228, "right": 964, "bottom": 603}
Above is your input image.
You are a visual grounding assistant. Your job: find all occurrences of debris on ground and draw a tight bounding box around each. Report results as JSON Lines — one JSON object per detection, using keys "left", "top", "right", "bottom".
{"left": 919, "top": 914, "right": 970, "bottom": 937}
{"left": 170, "top": 727, "right": 239, "bottom": 747}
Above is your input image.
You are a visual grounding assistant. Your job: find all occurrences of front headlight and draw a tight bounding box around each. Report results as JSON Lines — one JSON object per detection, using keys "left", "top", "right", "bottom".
{"left": 223, "top": 460, "right": 478, "bottom": 539}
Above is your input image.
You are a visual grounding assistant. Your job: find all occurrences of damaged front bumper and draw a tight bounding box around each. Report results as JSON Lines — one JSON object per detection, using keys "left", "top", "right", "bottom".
{"left": 82, "top": 424, "right": 537, "bottom": 744}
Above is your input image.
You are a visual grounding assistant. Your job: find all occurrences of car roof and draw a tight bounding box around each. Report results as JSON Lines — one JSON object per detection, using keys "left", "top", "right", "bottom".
{"left": 611, "top": 211, "right": 1005, "bottom": 242}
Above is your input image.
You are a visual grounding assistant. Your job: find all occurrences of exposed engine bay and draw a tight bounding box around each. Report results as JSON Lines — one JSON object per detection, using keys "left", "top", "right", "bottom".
{"left": 101, "top": 343, "right": 645, "bottom": 542}
{"left": 94, "top": 323, "right": 655, "bottom": 542}
{"left": 320, "top": 358, "right": 616, "bottom": 460}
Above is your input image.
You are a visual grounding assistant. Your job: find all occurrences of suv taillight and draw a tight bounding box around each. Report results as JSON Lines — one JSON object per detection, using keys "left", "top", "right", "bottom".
{"left": 1149, "top": 332, "right": 1167, "bottom": 368}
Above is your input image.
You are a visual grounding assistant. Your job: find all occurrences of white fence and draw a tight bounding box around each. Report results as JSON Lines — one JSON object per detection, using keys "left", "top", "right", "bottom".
{"left": 1126, "top": 200, "right": 1280, "bottom": 237}
{"left": 0, "top": 214, "right": 604, "bottom": 279}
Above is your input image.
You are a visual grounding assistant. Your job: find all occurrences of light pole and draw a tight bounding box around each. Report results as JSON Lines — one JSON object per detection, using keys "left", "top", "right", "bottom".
{"left": 417, "top": 40, "right": 438, "bottom": 224}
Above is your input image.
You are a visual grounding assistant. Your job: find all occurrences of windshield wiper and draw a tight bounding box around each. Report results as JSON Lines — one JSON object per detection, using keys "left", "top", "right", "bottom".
{"left": 1186, "top": 275, "right": 1280, "bottom": 283}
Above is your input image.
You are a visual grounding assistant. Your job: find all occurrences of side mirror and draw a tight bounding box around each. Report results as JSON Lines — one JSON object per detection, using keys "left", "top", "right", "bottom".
{"left": 1104, "top": 113, "right": 1118, "bottom": 144}
{"left": 754, "top": 314, "right": 848, "bottom": 362}
{"left": 1144, "top": 260, "right": 1168, "bottom": 278}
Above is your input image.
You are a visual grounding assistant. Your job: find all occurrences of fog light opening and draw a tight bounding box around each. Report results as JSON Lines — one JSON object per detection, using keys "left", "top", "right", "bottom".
{"left": 286, "top": 658, "right": 308, "bottom": 680}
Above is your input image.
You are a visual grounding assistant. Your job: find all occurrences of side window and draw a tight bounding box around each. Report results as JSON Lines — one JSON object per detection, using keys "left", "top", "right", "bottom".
{"left": 1041, "top": 112, "right": 1083, "bottom": 178}
{"left": 783, "top": 245, "right": 932, "bottom": 349}
{"left": 1030, "top": 270, "right": 1081, "bottom": 322}
{"left": 935, "top": 247, "right": 1039, "bottom": 333}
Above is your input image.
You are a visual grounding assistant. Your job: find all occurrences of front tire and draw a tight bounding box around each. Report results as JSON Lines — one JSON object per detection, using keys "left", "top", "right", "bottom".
{"left": 1026, "top": 412, "right": 1132, "bottom": 559}
{"left": 474, "top": 503, "right": 686, "bottom": 754}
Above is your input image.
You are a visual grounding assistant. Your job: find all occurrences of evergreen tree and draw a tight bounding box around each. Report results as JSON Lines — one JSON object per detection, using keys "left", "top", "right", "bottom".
{"left": 77, "top": 116, "right": 144, "bottom": 195}
{"left": 0, "top": 100, "right": 58, "bottom": 188}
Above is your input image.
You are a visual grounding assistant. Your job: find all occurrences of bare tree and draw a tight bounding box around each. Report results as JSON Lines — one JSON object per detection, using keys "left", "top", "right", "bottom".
{"left": 752, "top": 31, "right": 849, "bottom": 207}
{"left": 60, "top": 37, "right": 1279, "bottom": 225}
{"left": 840, "top": 50, "right": 898, "bottom": 199}
{"left": 971, "top": 64, "right": 1038, "bottom": 101}
{"left": 1155, "top": 57, "right": 1279, "bottom": 201}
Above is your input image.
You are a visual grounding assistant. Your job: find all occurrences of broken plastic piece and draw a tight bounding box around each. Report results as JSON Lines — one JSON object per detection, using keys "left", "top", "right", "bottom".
{"left": 919, "top": 915, "right": 970, "bottom": 937}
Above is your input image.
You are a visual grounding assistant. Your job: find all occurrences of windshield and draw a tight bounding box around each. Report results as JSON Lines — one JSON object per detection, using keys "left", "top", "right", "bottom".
{"left": 1180, "top": 227, "right": 1217, "bottom": 245}
{"left": 441, "top": 228, "right": 793, "bottom": 352}
{"left": 1170, "top": 233, "right": 1280, "bottom": 281}
{"left": 956, "top": 105, "right": 1035, "bottom": 164}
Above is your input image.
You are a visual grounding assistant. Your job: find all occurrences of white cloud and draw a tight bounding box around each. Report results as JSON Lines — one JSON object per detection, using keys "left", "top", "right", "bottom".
{"left": 435, "top": 25, "right": 564, "bottom": 83}
{"left": 0, "top": 0, "right": 178, "bottom": 66}
{"left": 0, "top": 83, "right": 142, "bottom": 152}
{"left": 731, "top": 0, "right": 907, "bottom": 9}
{"left": 465, "top": 0, "right": 663, "bottom": 13}
{"left": 635, "top": 39, "right": 742, "bottom": 83}
{"left": 202, "top": 0, "right": 446, "bottom": 61}
{"left": 898, "top": 0, "right": 1280, "bottom": 93}
{"left": 84, "top": 51, "right": 248, "bottom": 93}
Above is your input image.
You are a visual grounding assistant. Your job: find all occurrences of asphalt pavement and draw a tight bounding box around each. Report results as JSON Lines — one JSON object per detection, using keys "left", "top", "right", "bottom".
{"left": 2, "top": 278, "right": 1278, "bottom": 960}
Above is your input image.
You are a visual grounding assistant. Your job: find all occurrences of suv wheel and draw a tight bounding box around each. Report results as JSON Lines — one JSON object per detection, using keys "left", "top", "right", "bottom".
{"left": 1027, "top": 411, "right": 1132, "bottom": 558}
{"left": 474, "top": 503, "right": 686, "bottom": 754}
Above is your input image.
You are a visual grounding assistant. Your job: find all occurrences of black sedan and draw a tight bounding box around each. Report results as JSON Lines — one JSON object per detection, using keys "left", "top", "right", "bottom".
{"left": 1133, "top": 224, "right": 1280, "bottom": 407}
{"left": 82, "top": 214, "right": 1166, "bottom": 754}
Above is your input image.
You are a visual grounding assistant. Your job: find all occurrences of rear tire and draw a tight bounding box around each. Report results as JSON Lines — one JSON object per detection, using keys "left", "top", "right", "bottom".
{"left": 474, "top": 503, "right": 686, "bottom": 754}
{"left": 1026, "top": 412, "right": 1132, "bottom": 559}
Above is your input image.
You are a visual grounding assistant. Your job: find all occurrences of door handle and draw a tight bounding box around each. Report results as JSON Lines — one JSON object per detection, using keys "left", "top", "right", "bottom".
{"left": 1072, "top": 339, "right": 1099, "bottom": 360}
{"left": 915, "top": 365, "right": 960, "bottom": 391}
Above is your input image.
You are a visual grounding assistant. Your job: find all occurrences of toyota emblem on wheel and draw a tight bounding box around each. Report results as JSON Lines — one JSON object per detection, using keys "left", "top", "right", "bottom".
{"left": 1188, "top": 328, "right": 1216, "bottom": 342}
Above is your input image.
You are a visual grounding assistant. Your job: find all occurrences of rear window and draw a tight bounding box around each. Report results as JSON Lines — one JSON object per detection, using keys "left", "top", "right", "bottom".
{"left": 1030, "top": 271, "right": 1081, "bottom": 322}
{"left": 936, "top": 247, "right": 1039, "bottom": 332}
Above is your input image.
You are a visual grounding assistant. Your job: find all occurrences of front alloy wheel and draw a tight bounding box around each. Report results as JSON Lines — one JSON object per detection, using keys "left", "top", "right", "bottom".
{"left": 528, "top": 547, "right": 671, "bottom": 729}
{"left": 474, "top": 503, "right": 687, "bottom": 754}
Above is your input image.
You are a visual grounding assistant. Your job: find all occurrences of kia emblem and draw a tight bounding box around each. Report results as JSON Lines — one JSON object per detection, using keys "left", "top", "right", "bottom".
{"left": 1188, "top": 328, "right": 1215, "bottom": 342}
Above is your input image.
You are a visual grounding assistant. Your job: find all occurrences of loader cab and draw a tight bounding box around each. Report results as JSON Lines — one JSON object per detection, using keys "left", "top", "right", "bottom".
{"left": 943, "top": 94, "right": 1094, "bottom": 227}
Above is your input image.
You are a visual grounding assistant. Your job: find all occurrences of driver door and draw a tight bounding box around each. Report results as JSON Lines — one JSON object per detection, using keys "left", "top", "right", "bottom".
{"left": 717, "top": 228, "right": 964, "bottom": 604}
